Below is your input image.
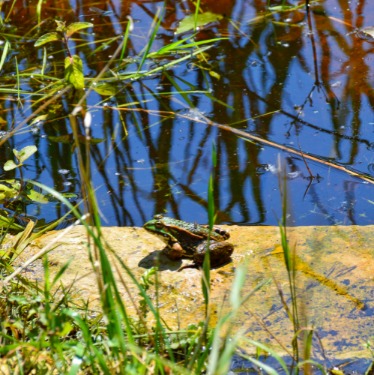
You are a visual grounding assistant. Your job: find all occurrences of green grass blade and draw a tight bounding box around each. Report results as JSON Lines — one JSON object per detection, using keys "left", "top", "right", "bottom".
{"left": 4, "top": 0, "right": 16, "bottom": 22}
{"left": 296, "top": 359, "right": 327, "bottom": 373}
{"left": 36, "top": 0, "right": 43, "bottom": 25}
{"left": 137, "top": 6, "right": 163, "bottom": 72}
{"left": 111, "top": 251, "right": 176, "bottom": 361}
{"left": 194, "top": 0, "right": 201, "bottom": 32}
{"left": 229, "top": 259, "right": 247, "bottom": 311}
{"left": 202, "top": 143, "right": 217, "bottom": 310}
{"left": 246, "top": 356, "right": 281, "bottom": 375}
{"left": 0, "top": 39, "right": 10, "bottom": 72}
{"left": 246, "top": 339, "right": 290, "bottom": 375}
{"left": 64, "top": 309, "right": 111, "bottom": 373}
{"left": 51, "top": 259, "right": 72, "bottom": 287}
{"left": 120, "top": 16, "right": 133, "bottom": 61}
{"left": 14, "top": 56, "right": 21, "bottom": 105}
{"left": 41, "top": 47, "right": 47, "bottom": 76}
{"left": 163, "top": 71, "right": 194, "bottom": 108}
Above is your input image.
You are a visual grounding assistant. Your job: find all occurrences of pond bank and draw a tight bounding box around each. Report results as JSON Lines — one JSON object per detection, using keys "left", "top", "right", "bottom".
{"left": 19, "top": 224, "right": 374, "bottom": 360}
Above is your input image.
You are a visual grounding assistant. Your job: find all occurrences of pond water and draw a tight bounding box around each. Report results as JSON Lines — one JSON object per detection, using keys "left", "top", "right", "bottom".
{"left": 0, "top": 0, "right": 374, "bottom": 228}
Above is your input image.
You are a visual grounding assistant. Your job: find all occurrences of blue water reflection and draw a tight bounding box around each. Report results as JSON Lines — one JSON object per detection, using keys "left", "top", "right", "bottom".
{"left": 0, "top": 0, "right": 373, "bottom": 227}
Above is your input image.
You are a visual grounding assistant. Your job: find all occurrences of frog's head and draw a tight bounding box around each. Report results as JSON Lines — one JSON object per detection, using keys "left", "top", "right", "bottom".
{"left": 143, "top": 214, "right": 175, "bottom": 244}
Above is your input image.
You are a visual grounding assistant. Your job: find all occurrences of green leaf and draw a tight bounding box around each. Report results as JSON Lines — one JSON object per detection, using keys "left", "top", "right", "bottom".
{"left": 268, "top": 5, "right": 296, "bottom": 11}
{"left": 55, "top": 20, "right": 66, "bottom": 33}
{"left": 48, "top": 135, "right": 73, "bottom": 144}
{"left": 26, "top": 189, "right": 49, "bottom": 204}
{"left": 14, "top": 145, "right": 37, "bottom": 163}
{"left": 0, "top": 179, "right": 21, "bottom": 190}
{"left": 64, "top": 55, "right": 84, "bottom": 89}
{"left": 176, "top": 12, "right": 223, "bottom": 35}
{"left": 43, "top": 192, "right": 78, "bottom": 202}
{"left": 61, "top": 192, "right": 78, "bottom": 200}
{"left": 0, "top": 180, "right": 19, "bottom": 200}
{"left": 92, "top": 83, "right": 117, "bottom": 96}
{"left": 0, "top": 211, "right": 24, "bottom": 231}
{"left": 65, "top": 22, "right": 93, "bottom": 38}
{"left": 209, "top": 70, "right": 220, "bottom": 80}
{"left": 48, "top": 134, "right": 104, "bottom": 145}
{"left": 3, "top": 160, "right": 18, "bottom": 171}
{"left": 34, "top": 32, "right": 60, "bottom": 47}
{"left": 30, "top": 114, "right": 48, "bottom": 126}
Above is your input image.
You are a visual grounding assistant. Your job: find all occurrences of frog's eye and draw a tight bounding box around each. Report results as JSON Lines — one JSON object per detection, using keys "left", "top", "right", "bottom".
{"left": 154, "top": 214, "right": 163, "bottom": 220}
{"left": 155, "top": 221, "right": 163, "bottom": 229}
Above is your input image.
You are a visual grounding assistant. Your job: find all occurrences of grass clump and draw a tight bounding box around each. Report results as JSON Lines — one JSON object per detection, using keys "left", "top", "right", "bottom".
{"left": 0, "top": 217, "right": 260, "bottom": 374}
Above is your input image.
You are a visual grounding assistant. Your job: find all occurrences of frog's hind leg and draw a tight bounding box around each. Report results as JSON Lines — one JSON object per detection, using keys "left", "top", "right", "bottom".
{"left": 177, "top": 262, "right": 199, "bottom": 272}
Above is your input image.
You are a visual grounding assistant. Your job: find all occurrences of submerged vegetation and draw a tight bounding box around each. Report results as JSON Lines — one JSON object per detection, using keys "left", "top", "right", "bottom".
{"left": 0, "top": 0, "right": 373, "bottom": 373}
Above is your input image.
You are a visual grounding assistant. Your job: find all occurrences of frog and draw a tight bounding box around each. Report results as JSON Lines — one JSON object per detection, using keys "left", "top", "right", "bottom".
{"left": 143, "top": 214, "right": 234, "bottom": 270}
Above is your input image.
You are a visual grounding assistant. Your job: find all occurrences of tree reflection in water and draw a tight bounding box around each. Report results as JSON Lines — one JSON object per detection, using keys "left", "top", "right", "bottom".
{"left": 0, "top": 0, "right": 373, "bottom": 227}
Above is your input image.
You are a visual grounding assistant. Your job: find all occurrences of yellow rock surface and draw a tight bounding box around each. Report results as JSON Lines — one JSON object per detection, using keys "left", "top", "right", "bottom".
{"left": 23, "top": 225, "right": 374, "bottom": 360}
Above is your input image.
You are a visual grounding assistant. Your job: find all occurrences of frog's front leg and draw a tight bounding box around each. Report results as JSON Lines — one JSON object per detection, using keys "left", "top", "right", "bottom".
{"left": 163, "top": 241, "right": 186, "bottom": 260}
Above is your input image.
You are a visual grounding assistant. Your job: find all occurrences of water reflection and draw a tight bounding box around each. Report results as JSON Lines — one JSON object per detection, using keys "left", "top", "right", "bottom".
{"left": 0, "top": 0, "right": 373, "bottom": 227}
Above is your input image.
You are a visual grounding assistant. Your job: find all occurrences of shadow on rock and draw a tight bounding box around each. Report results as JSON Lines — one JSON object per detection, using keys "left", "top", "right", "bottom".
{"left": 138, "top": 249, "right": 182, "bottom": 271}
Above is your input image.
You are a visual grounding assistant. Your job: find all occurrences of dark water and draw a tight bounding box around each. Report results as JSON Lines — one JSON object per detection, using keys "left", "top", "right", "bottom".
{"left": 229, "top": 354, "right": 374, "bottom": 374}
{"left": 0, "top": 0, "right": 373, "bottom": 227}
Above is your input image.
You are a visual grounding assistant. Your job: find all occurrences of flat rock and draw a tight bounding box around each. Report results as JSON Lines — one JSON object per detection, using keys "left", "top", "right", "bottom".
{"left": 20, "top": 225, "right": 374, "bottom": 360}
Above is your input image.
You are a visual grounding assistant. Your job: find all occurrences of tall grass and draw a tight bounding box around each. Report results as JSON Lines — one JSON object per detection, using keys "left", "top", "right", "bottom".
{"left": 277, "top": 156, "right": 313, "bottom": 374}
